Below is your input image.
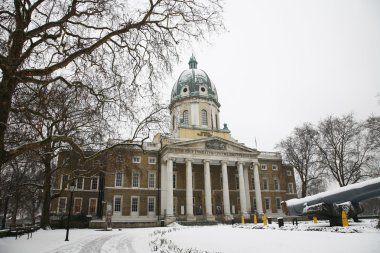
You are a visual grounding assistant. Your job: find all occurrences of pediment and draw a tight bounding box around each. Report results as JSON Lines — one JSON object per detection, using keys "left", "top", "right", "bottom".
{"left": 167, "top": 137, "right": 258, "bottom": 154}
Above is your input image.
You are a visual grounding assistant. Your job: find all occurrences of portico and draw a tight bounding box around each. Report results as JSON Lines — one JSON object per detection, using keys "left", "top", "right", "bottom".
{"left": 160, "top": 137, "right": 263, "bottom": 222}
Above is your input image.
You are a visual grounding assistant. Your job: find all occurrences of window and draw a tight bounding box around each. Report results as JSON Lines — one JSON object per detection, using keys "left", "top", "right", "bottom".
{"left": 173, "top": 173, "right": 177, "bottom": 189}
{"left": 261, "top": 164, "right": 267, "bottom": 170}
{"left": 172, "top": 115, "right": 176, "bottom": 130}
{"left": 173, "top": 197, "right": 177, "bottom": 214}
{"left": 274, "top": 177, "right": 280, "bottom": 191}
{"left": 131, "top": 196, "right": 139, "bottom": 213}
{"left": 74, "top": 198, "right": 82, "bottom": 213}
{"left": 132, "top": 171, "right": 140, "bottom": 188}
{"left": 265, "top": 198, "right": 271, "bottom": 211}
{"left": 235, "top": 175, "right": 239, "bottom": 190}
{"left": 114, "top": 196, "right": 122, "bottom": 212}
{"left": 117, "top": 154, "right": 123, "bottom": 163}
{"left": 215, "top": 114, "right": 218, "bottom": 129}
{"left": 253, "top": 198, "right": 257, "bottom": 211}
{"left": 148, "top": 197, "right": 155, "bottom": 213}
{"left": 287, "top": 170, "right": 292, "bottom": 176}
{"left": 272, "top": 164, "right": 278, "bottom": 171}
{"left": 220, "top": 174, "right": 223, "bottom": 189}
{"left": 132, "top": 156, "right": 141, "bottom": 163}
{"left": 61, "top": 175, "right": 69, "bottom": 189}
{"left": 91, "top": 177, "right": 98, "bottom": 190}
{"left": 148, "top": 157, "right": 157, "bottom": 164}
{"left": 288, "top": 182, "right": 294, "bottom": 193}
{"left": 201, "top": 110, "right": 208, "bottom": 126}
{"left": 57, "top": 197, "right": 67, "bottom": 213}
{"left": 115, "top": 172, "right": 123, "bottom": 187}
{"left": 263, "top": 177, "right": 269, "bottom": 190}
{"left": 183, "top": 110, "right": 189, "bottom": 125}
{"left": 76, "top": 177, "right": 83, "bottom": 190}
{"left": 148, "top": 172, "right": 156, "bottom": 188}
{"left": 276, "top": 198, "right": 282, "bottom": 211}
{"left": 89, "top": 198, "right": 97, "bottom": 214}
{"left": 251, "top": 176, "right": 255, "bottom": 190}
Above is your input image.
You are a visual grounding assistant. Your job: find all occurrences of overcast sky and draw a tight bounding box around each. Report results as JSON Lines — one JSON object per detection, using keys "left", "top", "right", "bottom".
{"left": 163, "top": 0, "right": 380, "bottom": 151}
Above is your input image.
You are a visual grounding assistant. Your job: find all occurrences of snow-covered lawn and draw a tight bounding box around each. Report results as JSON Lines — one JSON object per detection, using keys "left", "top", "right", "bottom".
{"left": 0, "top": 220, "right": 379, "bottom": 253}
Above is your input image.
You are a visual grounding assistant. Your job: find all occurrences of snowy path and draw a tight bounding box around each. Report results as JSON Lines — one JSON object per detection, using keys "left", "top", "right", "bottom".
{"left": 44, "top": 230, "right": 146, "bottom": 253}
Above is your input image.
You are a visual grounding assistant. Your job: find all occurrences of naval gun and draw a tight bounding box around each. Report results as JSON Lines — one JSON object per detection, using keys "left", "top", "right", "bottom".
{"left": 281, "top": 177, "right": 380, "bottom": 226}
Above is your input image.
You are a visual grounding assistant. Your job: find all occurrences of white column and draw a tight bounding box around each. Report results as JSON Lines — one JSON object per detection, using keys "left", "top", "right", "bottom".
{"left": 204, "top": 160, "right": 214, "bottom": 220}
{"left": 186, "top": 159, "right": 195, "bottom": 220}
{"left": 160, "top": 161, "right": 167, "bottom": 216}
{"left": 237, "top": 162, "right": 248, "bottom": 216}
{"left": 253, "top": 163, "right": 263, "bottom": 215}
{"left": 221, "top": 161, "right": 231, "bottom": 217}
{"left": 166, "top": 158, "right": 174, "bottom": 217}
{"left": 243, "top": 167, "right": 251, "bottom": 212}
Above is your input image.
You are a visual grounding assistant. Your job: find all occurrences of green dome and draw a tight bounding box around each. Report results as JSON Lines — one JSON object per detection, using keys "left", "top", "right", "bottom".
{"left": 170, "top": 56, "right": 219, "bottom": 107}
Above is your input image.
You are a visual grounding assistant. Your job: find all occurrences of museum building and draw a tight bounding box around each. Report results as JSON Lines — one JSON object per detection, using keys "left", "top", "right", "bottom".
{"left": 51, "top": 56, "right": 297, "bottom": 226}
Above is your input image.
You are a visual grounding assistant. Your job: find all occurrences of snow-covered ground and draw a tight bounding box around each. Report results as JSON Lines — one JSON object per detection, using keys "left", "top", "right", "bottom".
{"left": 0, "top": 220, "right": 379, "bottom": 253}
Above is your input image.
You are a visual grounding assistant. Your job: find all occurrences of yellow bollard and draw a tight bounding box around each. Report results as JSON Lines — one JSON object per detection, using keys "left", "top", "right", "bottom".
{"left": 254, "top": 214, "right": 257, "bottom": 224}
{"left": 342, "top": 210, "right": 349, "bottom": 227}
{"left": 241, "top": 215, "right": 245, "bottom": 224}
{"left": 263, "top": 213, "right": 267, "bottom": 226}
{"left": 313, "top": 216, "right": 318, "bottom": 224}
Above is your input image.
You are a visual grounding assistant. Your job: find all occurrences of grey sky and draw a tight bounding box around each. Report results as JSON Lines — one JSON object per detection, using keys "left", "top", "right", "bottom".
{"left": 163, "top": 0, "right": 380, "bottom": 151}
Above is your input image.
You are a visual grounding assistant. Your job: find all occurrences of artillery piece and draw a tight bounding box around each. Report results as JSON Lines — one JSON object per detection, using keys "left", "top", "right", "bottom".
{"left": 282, "top": 177, "right": 380, "bottom": 226}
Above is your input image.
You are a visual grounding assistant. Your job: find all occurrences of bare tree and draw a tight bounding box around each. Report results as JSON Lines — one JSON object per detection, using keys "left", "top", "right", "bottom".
{"left": 276, "top": 123, "right": 323, "bottom": 197}
{"left": 0, "top": 0, "right": 224, "bottom": 165}
{"left": 316, "top": 114, "right": 376, "bottom": 187}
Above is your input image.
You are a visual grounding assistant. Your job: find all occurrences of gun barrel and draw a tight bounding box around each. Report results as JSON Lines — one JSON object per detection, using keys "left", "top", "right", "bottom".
{"left": 284, "top": 177, "right": 380, "bottom": 216}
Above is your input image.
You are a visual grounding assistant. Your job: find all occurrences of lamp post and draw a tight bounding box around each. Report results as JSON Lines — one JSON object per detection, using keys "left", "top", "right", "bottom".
{"left": 65, "top": 183, "right": 76, "bottom": 241}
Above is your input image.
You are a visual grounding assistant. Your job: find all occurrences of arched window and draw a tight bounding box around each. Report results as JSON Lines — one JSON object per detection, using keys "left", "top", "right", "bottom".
{"left": 201, "top": 110, "right": 208, "bottom": 126}
{"left": 183, "top": 110, "right": 189, "bottom": 125}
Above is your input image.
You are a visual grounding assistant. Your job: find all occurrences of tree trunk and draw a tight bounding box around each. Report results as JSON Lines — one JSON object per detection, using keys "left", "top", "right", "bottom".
{"left": 40, "top": 161, "right": 52, "bottom": 229}
{"left": 1, "top": 196, "right": 10, "bottom": 229}
{"left": 0, "top": 75, "right": 17, "bottom": 165}
{"left": 301, "top": 181, "right": 307, "bottom": 198}
{"left": 11, "top": 190, "right": 19, "bottom": 227}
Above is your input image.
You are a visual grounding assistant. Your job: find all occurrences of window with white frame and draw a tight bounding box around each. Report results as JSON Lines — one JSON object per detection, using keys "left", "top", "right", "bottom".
{"left": 76, "top": 177, "right": 83, "bottom": 190}
{"left": 57, "top": 197, "right": 67, "bottom": 213}
{"left": 251, "top": 176, "right": 255, "bottom": 190}
{"left": 261, "top": 164, "right": 267, "bottom": 170}
{"left": 61, "top": 175, "right": 69, "bottom": 189}
{"left": 148, "top": 196, "right": 155, "bottom": 213}
{"left": 265, "top": 198, "right": 271, "bottom": 211}
{"left": 201, "top": 109, "right": 208, "bottom": 126}
{"left": 132, "top": 171, "right": 140, "bottom": 188}
{"left": 272, "top": 164, "right": 278, "bottom": 171}
{"left": 288, "top": 182, "right": 294, "bottom": 193}
{"left": 183, "top": 110, "right": 189, "bottom": 125}
{"left": 274, "top": 177, "right": 280, "bottom": 191}
{"left": 91, "top": 177, "right": 98, "bottom": 190}
{"left": 148, "top": 157, "right": 157, "bottom": 164}
{"left": 114, "top": 196, "right": 122, "bottom": 212}
{"left": 74, "top": 198, "right": 82, "bottom": 213}
{"left": 287, "top": 170, "right": 292, "bottom": 176}
{"left": 131, "top": 196, "right": 139, "bottom": 214}
{"left": 235, "top": 175, "right": 239, "bottom": 190}
{"left": 148, "top": 172, "right": 156, "bottom": 188}
{"left": 276, "top": 197, "right": 282, "bottom": 211}
{"left": 263, "top": 177, "right": 269, "bottom": 190}
{"left": 88, "top": 198, "right": 97, "bottom": 214}
{"left": 132, "top": 156, "right": 141, "bottom": 163}
{"left": 173, "top": 172, "right": 177, "bottom": 189}
{"left": 115, "top": 172, "right": 123, "bottom": 187}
